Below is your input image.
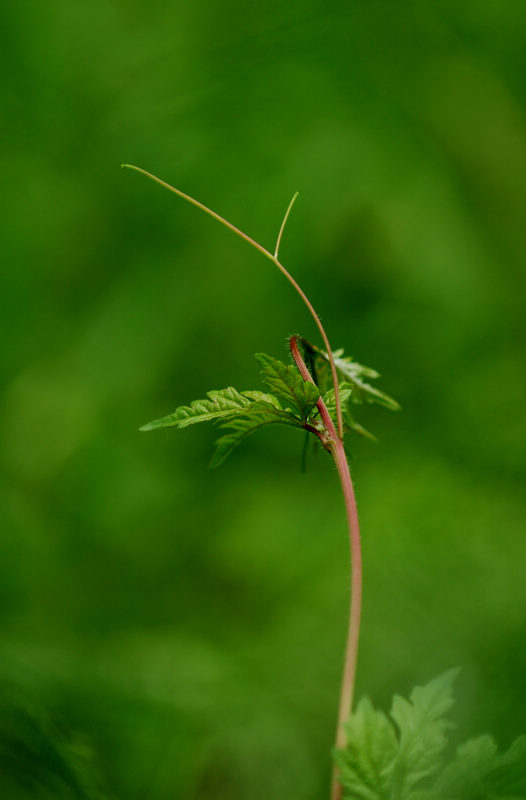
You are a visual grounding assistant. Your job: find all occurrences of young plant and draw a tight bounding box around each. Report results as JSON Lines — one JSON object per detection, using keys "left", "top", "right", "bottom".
{"left": 124, "top": 165, "right": 526, "bottom": 800}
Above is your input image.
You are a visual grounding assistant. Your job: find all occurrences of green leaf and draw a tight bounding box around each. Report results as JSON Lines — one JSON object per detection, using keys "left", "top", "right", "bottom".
{"left": 300, "top": 339, "right": 400, "bottom": 411}
{"left": 321, "top": 384, "right": 378, "bottom": 440}
{"left": 241, "top": 389, "right": 283, "bottom": 409}
{"left": 336, "top": 672, "right": 526, "bottom": 800}
{"left": 255, "top": 352, "right": 320, "bottom": 421}
{"left": 140, "top": 387, "right": 252, "bottom": 431}
{"left": 334, "top": 697, "right": 398, "bottom": 799}
{"left": 335, "top": 671, "right": 459, "bottom": 800}
{"left": 389, "top": 669, "right": 459, "bottom": 794}
{"left": 140, "top": 355, "right": 321, "bottom": 467}
{"left": 432, "top": 734, "right": 526, "bottom": 798}
{"left": 210, "top": 406, "right": 303, "bottom": 468}
{"left": 322, "top": 382, "right": 353, "bottom": 421}
{"left": 333, "top": 352, "right": 401, "bottom": 411}
{"left": 346, "top": 417, "right": 378, "bottom": 441}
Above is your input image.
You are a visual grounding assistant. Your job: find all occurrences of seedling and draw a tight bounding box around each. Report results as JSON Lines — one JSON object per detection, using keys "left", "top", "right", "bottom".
{"left": 124, "top": 165, "right": 526, "bottom": 800}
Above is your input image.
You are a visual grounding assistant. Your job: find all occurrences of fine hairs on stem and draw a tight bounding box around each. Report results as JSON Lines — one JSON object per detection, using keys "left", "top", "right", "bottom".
{"left": 122, "top": 164, "right": 361, "bottom": 800}
{"left": 289, "top": 336, "right": 362, "bottom": 800}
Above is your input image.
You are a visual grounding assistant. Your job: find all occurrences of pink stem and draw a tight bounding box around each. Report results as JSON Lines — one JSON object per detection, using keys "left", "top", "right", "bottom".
{"left": 289, "top": 337, "right": 362, "bottom": 800}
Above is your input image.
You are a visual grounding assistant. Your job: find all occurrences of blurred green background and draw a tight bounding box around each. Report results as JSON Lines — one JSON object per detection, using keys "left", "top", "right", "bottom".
{"left": 1, "top": 1, "right": 525, "bottom": 797}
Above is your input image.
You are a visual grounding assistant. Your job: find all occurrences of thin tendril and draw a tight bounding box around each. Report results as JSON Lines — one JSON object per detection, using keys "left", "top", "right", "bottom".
{"left": 121, "top": 164, "right": 344, "bottom": 438}
{"left": 274, "top": 191, "right": 299, "bottom": 259}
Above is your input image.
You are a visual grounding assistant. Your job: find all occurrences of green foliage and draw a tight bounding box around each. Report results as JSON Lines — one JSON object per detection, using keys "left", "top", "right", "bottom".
{"left": 298, "top": 338, "right": 400, "bottom": 439}
{"left": 3, "top": 3, "right": 526, "bottom": 799}
{"left": 139, "top": 386, "right": 253, "bottom": 431}
{"left": 332, "top": 351, "right": 401, "bottom": 412}
{"left": 141, "top": 353, "right": 321, "bottom": 467}
{"left": 320, "top": 382, "right": 353, "bottom": 423}
{"left": 321, "top": 382, "right": 378, "bottom": 441}
{"left": 335, "top": 697, "right": 398, "bottom": 799}
{"left": 335, "top": 671, "right": 526, "bottom": 800}
{"left": 211, "top": 407, "right": 304, "bottom": 468}
{"left": 300, "top": 339, "right": 400, "bottom": 411}
{"left": 141, "top": 347, "right": 399, "bottom": 466}
{"left": 254, "top": 352, "right": 320, "bottom": 421}
{"left": 430, "top": 735, "right": 526, "bottom": 799}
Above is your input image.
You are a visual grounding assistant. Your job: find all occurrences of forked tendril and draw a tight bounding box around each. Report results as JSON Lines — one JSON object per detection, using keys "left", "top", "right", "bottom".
{"left": 121, "top": 164, "right": 344, "bottom": 439}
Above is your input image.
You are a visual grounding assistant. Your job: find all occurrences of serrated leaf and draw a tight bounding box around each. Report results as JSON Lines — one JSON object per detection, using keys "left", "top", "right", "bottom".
{"left": 322, "top": 382, "right": 353, "bottom": 420}
{"left": 241, "top": 390, "right": 283, "bottom": 409}
{"left": 333, "top": 353, "right": 401, "bottom": 411}
{"left": 433, "top": 734, "right": 526, "bottom": 798}
{"left": 335, "top": 697, "right": 398, "bottom": 799}
{"left": 335, "top": 671, "right": 459, "bottom": 800}
{"left": 346, "top": 418, "right": 378, "bottom": 441}
{"left": 210, "top": 407, "right": 304, "bottom": 468}
{"left": 300, "top": 339, "right": 400, "bottom": 411}
{"left": 140, "top": 387, "right": 252, "bottom": 431}
{"left": 389, "top": 669, "right": 459, "bottom": 795}
{"left": 320, "top": 384, "right": 378, "bottom": 440}
{"left": 255, "top": 352, "right": 320, "bottom": 421}
{"left": 336, "top": 672, "right": 526, "bottom": 800}
{"left": 140, "top": 353, "right": 327, "bottom": 466}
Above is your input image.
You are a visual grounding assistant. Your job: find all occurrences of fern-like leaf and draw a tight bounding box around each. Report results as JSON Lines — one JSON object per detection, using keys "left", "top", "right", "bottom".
{"left": 336, "top": 671, "right": 526, "bottom": 800}
{"left": 140, "top": 387, "right": 252, "bottom": 431}
{"left": 335, "top": 671, "right": 459, "bottom": 800}
{"left": 432, "top": 734, "right": 526, "bottom": 798}
{"left": 389, "top": 669, "right": 458, "bottom": 794}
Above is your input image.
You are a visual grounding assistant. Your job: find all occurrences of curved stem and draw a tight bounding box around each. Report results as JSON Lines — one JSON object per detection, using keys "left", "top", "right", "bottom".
{"left": 329, "top": 438, "right": 362, "bottom": 800}
{"left": 121, "top": 164, "right": 344, "bottom": 439}
{"left": 289, "top": 337, "right": 362, "bottom": 800}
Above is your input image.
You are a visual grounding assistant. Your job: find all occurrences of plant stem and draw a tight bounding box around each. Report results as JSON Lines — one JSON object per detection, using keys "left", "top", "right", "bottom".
{"left": 121, "top": 164, "right": 344, "bottom": 438}
{"left": 290, "top": 337, "right": 362, "bottom": 800}
{"left": 329, "top": 436, "right": 362, "bottom": 800}
{"left": 123, "top": 165, "right": 359, "bottom": 798}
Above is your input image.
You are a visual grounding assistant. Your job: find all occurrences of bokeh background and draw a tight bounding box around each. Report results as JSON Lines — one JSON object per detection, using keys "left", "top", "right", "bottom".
{"left": 1, "top": 2, "right": 525, "bottom": 798}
